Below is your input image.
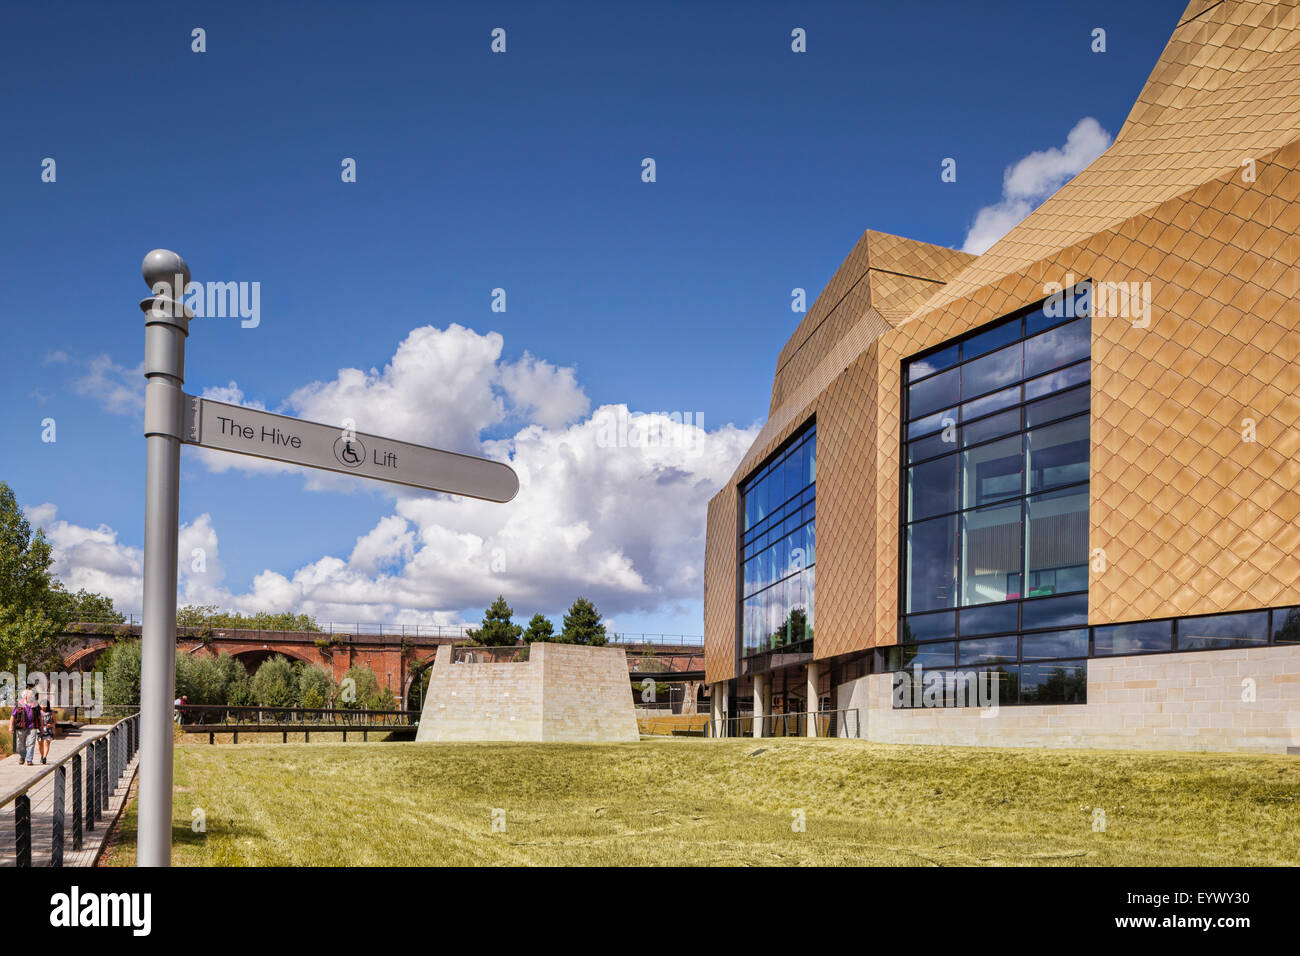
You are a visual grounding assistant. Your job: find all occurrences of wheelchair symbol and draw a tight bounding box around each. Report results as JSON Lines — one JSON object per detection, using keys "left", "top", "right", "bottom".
{"left": 333, "top": 436, "right": 367, "bottom": 468}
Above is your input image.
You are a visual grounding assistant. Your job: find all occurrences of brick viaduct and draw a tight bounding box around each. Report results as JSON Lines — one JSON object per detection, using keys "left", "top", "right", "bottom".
{"left": 60, "top": 624, "right": 704, "bottom": 707}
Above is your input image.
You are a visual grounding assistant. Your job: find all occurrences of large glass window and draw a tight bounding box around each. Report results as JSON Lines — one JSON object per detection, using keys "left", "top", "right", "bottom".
{"left": 739, "top": 425, "right": 816, "bottom": 657}
{"left": 897, "top": 284, "right": 1091, "bottom": 706}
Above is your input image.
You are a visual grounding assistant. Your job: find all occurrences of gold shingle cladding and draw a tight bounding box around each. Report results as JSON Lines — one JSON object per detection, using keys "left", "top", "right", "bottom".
{"left": 769, "top": 230, "right": 974, "bottom": 411}
{"left": 704, "top": 0, "right": 1300, "bottom": 683}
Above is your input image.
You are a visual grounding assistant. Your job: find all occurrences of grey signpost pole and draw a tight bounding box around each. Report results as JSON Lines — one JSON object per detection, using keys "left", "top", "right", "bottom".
{"left": 137, "top": 249, "right": 193, "bottom": 867}
{"left": 130, "top": 247, "right": 516, "bottom": 866}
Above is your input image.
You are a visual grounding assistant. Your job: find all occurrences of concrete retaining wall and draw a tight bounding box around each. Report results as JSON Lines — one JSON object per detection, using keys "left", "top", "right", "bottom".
{"left": 836, "top": 644, "right": 1300, "bottom": 753}
{"left": 416, "top": 643, "right": 639, "bottom": 743}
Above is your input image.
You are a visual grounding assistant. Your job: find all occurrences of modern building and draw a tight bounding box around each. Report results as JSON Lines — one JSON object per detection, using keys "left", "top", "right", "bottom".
{"left": 704, "top": 0, "right": 1300, "bottom": 753}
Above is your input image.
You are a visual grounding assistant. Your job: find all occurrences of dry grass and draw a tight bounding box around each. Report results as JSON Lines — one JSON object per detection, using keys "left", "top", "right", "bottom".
{"left": 105, "top": 737, "right": 1300, "bottom": 866}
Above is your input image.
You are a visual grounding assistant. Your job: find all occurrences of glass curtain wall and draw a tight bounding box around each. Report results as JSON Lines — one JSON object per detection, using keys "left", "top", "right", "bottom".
{"left": 898, "top": 287, "right": 1091, "bottom": 705}
{"left": 740, "top": 425, "right": 816, "bottom": 658}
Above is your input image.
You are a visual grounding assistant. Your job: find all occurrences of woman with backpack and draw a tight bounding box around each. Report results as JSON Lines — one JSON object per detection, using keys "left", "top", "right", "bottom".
{"left": 37, "top": 699, "right": 55, "bottom": 764}
{"left": 8, "top": 689, "right": 39, "bottom": 766}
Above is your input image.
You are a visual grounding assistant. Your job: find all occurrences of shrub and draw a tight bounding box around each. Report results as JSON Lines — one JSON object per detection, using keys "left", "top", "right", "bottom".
{"left": 101, "top": 640, "right": 142, "bottom": 706}
{"left": 250, "top": 655, "right": 297, "bottom": 708}
{"left": 339, "top": 665, "right": 396, "bottom": 710}
{"left": 296, "top": 663, "right": 334, "bottom": 709}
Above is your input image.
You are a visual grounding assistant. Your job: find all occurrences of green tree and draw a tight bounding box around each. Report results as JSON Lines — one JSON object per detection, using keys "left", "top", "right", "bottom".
{"left": 561, "top": 597, "right": 607, "bottom": 646}
{"left": 250, "top": 655, "right": 298, "bottom": 707}
{"left": 176, "top": 605, "right": 319, "bottom": 632}
{"left": 523, "top": 613, "right": 560, "bottom": 644}
{"left": 296, "top": 663, "right": 334, "bottom": 709}
{"left": 178, "top": 651, "right": 250, "bottom": 705}
{"left": 99, "top": 643, "right": 256, "bottom": 708}
{"left": 63, "top": 589, "right": 124, "bottom": 624}
{"left": 174, "top": 651, "right": 203, "bottom": 702}
{"left": 466, "top": 595, "right": 523, "bottom": 646}
{"left": 222, "top": 655, "right": 254, "bottom": 706}
{"left": 101, "top": 640, "right": 142, "bottom": 706}
{"left": 340, "top": 664, "right": 396, "bottom": 710}
{"left": 0, "top": 482, "right": 74, "bottom": 672}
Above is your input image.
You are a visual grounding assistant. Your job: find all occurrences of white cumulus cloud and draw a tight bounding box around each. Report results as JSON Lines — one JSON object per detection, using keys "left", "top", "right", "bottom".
{"left": 68, "top": 355, "right": 145, "bottom": 416}
{"left": 962, "top": 117, "right": 1113, "bottom": 255}
{"left": 28, "top": 324, "right": 759, "bottom": 628}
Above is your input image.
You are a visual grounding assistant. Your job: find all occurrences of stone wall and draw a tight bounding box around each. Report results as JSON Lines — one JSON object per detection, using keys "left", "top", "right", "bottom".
{"left": 836, "top": 644, "right": 1300, "bottom": 754}
{"left": 416, "top": 643, "right": 639, "bottom": 743}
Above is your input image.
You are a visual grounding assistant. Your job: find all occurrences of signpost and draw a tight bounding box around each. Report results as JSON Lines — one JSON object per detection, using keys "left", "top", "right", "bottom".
{"left": 181, "top": 395, "right": 519, "bottom": 501}
{"left": 134, "top": 250, "right": 518, "bottom": 866}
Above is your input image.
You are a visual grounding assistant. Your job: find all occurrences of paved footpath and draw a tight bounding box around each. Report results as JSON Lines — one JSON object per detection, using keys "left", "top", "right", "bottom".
{"left": 0, "top": 725, "right": 137, "bottom": 866}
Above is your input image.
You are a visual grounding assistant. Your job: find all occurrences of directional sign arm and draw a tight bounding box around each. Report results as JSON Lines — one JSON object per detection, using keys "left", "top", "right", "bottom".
{"left": 181, "top": 394, "right": 519, "bottom": 502}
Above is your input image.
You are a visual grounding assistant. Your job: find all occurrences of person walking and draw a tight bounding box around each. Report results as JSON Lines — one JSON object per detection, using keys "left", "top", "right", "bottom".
{"left": 9, "top": 690, "right": 39, "bottom": 766}
{"left": 37, "top": 699, "right": 55, "bottom": 764}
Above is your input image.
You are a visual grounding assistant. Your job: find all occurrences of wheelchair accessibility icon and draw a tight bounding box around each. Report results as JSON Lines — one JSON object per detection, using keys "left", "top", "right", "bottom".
{"left": 333, "top": 436, "right": 367, "bottom": 468}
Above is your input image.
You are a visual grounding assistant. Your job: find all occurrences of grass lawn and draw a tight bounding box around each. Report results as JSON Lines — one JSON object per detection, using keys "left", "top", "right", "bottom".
{"left": 104, "top": 737, "right": 1300, "bottom": 866}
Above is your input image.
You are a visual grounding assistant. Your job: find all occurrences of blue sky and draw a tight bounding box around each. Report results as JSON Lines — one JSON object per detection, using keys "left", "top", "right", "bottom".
{"left": 0, "top": 0, "right": 1188, "bottom": 634}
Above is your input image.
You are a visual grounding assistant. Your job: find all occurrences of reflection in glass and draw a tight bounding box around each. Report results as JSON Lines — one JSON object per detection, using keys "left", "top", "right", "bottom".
{"left": 899, "top": 641, "right": 956, "bottom": 669}
{"left": 959, "top": 602, "right": 1018, "bottom": 636}
{"left": 1273, "top": 607, "right": 1300, "bottom": 643}
{"left": 908, "top": 454, "right": 958, "bottom": 521}
{"left": 908, "top": 407, "right": 957, "bottom": 441}
{"left": 907, "top": 515, "right": 957, "bottom": 613}
{"left": 1021, "top": 592, "right": 1087, "bottom": 630}
{"left": 909, "top": 366, "right": 960, "bottom": 420}
{"left": 962, "top": 318, "right": 1021, "bottom": 360}
{"left": 961, "top": 385, "right": 1021, "bottom": 422}
{"left": 1020, "top": 628, "right": 1089, "bottom": 660}
{"left": 908, "top": 344, "right": 958, "bottom": 381}
{"left": 962, "top": 341, "right": 1023, "bottom": 400}
{"left": 1024, "top": 360, "right": 1089, "bottom": 400}
{"left": 1092, "top": 620, "right": 1172, "bottom": 655}
{"left": 910, "top": 430, "right": 959, "bottom": 462}
{"left": 1178, "top": 611, "right": 1268, "bottom": 650}
{"left": 1024, "top": 317, "right": 1089, "bottom": 377}
{"left": 1026, "top": 386, "right": 1089, "bottom": 427}
{"left": 959, "top": 635, "right": 1018, "bottom": 665}
{"left": 902, "top": 610, "right": 956, "bottom": 643}
{"left": 962, "top": 408, "right": 1020, "bottom": 447}
{"left": 1020, "top": 661, "right": 1086, "bottom": 703}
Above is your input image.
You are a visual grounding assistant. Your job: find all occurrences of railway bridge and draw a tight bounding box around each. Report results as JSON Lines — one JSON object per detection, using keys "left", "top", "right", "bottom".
{"left": 59, "top": 621, "right": 704, "bottom": 709}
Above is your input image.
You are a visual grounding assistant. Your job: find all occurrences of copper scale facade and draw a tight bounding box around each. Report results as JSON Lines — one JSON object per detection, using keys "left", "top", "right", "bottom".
{"left": 704, "top": 0, "right": 1300, "bottom": 689}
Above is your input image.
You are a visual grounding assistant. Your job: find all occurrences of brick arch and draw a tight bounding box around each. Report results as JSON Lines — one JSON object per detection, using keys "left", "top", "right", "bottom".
{"left": 225, "top": 646, "right": 318, "bottom": 675}
{"left": 403, "top": 651, "right": 441, "bottom": 710}
{"left": 64, "top": 640, "right": 111, "bottom": 670}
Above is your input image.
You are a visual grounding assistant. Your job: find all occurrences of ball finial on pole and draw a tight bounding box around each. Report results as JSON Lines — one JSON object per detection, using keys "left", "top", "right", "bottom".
{"left": 141, "top": 249, "right": 191, "bottom": 293}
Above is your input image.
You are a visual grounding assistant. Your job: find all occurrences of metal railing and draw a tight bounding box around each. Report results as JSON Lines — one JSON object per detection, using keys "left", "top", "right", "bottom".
{"left": 64, "top": 616, "right": 704, "bottom": 647}
{"left": 703, "top": 708, "right": 860, "bottom": 739}
{"left": 178, "top": 705, "right": 418, "bottom": 727}
{"left": 451, "top": 645, "right": 531, "bottom": 664}
{"left": 0, "top": 711, "right": 140, "bottom": 867}
{"left": 609, "top": 633, "right": 704, "bottom": 647}
{"left": 626, "top": 654, "right": 705, "bottom": 673}
{"left": 61, "top": 704, "right": 138, "bottom": 724}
